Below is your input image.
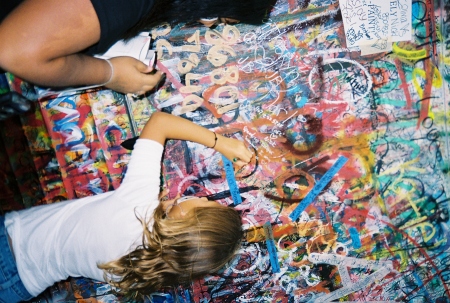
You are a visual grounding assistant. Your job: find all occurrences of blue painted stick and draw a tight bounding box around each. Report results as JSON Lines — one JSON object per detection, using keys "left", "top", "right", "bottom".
{"left": 289, "top": 156, "right": 348, "bottom": 221}
{"left": 222, "top": 155, "right": 242, "bottom": 205}
{"left": 263, "top": 221, "right": 280, "bottom": 273}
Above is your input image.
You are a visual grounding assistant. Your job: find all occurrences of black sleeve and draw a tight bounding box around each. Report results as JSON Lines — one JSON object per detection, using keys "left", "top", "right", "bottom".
{"left": 86, "top": 0, "right": 155, "bottom": 55}
{"left": 0, "top": 0, "right": 23, "bottom": 22}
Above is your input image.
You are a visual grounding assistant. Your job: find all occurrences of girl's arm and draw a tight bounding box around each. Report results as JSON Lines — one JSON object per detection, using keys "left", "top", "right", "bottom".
{"left": 0, "top": 0, "right": 162, "bottom": 94}
{"left": 140, "top": 112, "right": 253, "bottom": 166}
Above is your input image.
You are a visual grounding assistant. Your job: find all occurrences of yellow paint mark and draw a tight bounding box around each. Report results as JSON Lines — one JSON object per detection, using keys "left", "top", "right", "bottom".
{"left": 392, "top": 43, "right": 427, "bottom": 60}
{"left": 399, "top": 216, "right": 428, "bottom": 229}
{"left": 411, "top": 64, "right": 442, "bottom": 119}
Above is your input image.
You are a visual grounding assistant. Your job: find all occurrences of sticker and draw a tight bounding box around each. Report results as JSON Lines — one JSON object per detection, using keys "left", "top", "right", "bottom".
{"left": 339, "top": 0, "right": 412, "bottom": 55}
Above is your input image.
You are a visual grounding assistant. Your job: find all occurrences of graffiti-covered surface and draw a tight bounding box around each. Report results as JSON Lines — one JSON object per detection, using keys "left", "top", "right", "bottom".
{"left": 37, "top": 90, "right": 134, "bottom": 199}
{"left": 4, "top": 0, "right": 450, "bottom": 301}
{"left": 147, "top": 0, "right": 450, "bottom": 301}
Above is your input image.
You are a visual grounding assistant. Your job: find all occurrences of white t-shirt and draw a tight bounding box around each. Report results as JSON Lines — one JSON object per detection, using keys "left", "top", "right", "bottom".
{"left": 4, "top": 139, "right": 163, "bottom": 297}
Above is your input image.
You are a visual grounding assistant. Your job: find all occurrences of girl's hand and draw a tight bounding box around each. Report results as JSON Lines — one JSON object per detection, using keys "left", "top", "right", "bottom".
{"left": 215, "top": 135, "right": 253, "bottom": 167}
{"left": 105, "top": 56, "right": 164, "bottom": 94}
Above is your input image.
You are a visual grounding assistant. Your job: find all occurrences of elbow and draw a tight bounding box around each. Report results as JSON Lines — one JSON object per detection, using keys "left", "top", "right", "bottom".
{"left": 0, "top": 43, "right": 18, "bottom": 74}
{"left": 0, "top": 36, "right": 46, "bottom": 82}
{"left": 0, "top": 33, "right": 25, "bottom": 74}
{"left": 150, "top": 111, "right": 166, "bottom": 119}
{"left": 148, "top": 111, "right": 168, "bottom": 126}
{"left": 0, "top": 52, "right": 39, "bottom": 81}
{"left": 146, "top": 112, "right": 168, "bottom": 131}
{"left": 140, "top": 112, "right": 169, "bottom": 142}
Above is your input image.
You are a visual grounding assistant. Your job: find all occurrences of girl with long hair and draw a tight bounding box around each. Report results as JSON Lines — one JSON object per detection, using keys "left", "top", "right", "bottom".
{"left": 1, "top": 112, "right": 252, "bottom": 302}
{"left": 0, "top": 0, "right": 276, "bottom": 95}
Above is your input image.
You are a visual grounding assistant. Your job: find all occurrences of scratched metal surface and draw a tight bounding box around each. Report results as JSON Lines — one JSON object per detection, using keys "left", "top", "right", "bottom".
{"left": 13, "top": 0, "right": 450, "bottom": 301}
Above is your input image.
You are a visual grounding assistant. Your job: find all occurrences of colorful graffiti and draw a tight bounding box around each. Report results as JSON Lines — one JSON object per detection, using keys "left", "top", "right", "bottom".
{"left": 3, "top": 0, "right": 450, "bottom": 301}
{"left": 147, "top": 0, "right": 450, "bottom": 301}
{"left": 37, "top": 90, "right": 135, "bottom": 199}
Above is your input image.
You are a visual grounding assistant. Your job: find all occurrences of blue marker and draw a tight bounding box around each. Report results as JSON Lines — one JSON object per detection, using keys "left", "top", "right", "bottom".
{"left": 222, "top": 155, "right": 242, "bottom": 205}
{"left": 289, "top": 156, "right": 348, "bottom": 221}
{"left": 263, "top": 222, "right": 280, "bottom": 273}
{"left": 348, "top": 227, "right": 361, "bottom": 249}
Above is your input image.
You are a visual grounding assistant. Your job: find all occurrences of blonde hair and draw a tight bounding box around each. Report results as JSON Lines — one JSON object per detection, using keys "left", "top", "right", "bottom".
{"left": 98, "top": 203, "right": 243, "bottom": 298}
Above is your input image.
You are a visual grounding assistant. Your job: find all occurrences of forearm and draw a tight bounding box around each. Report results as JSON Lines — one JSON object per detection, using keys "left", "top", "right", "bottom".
{"left": 0, "top": 0, "right": 163, "bottom": 93}
{"left": 0, "top": 52, "right": 111, "bottom": 88}
{"left": 141, "top": 112, "right": 217, "bottom": 148}
{"left": 140, "top": 112, "right": 254, "bottom": 165}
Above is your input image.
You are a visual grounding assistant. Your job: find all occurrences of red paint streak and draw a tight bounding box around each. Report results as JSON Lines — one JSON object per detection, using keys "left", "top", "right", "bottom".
{"left": 428, "top": 2, "right": 438, "bottom": 63}
{"left": 340, "top": 207, "right": 369, "bottom": 227}
{"left": 394, "top": 59, "right": 413, "bottom": 109}
{"left": 417, "top": 0, "right": 436, "bottom": 128}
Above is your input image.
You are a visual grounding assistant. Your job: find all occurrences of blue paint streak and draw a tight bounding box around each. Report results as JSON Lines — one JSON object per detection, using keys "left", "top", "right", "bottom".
{"left": 289, "top": 156, "right": 348, "bottom": 221}
{"left": 222, "top": 155, "right": 242, "bottom": 205}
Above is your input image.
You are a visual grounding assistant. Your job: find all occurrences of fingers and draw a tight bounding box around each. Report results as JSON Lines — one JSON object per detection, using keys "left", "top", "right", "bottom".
{"left": 237, "top": 143, "right": 253, "bottom": 163}
{"left": 108, "top": 57, "right": 165, "bottom": 94}
{"left": 235, "top": 154, "right": 251, "bottom": 164}
{"left": 129, "top": 70, "right": 165, "bottom": 96}
{"left": 136, "top": 59, "right": 155, "bottom": 74}
{"left": 132, "top": 57, "right": 164, "bottom": 92}
{"left": 243, "top": 146, "right": 254, "bottom": 162}
{"left": 234, "top": 159, "right": 249, "bottom": 167}
{"left": 141, "top": 70, "right": 164, "bottom": 92}
{"left": 228, "top": 142, "right": 254, "bottom": 168}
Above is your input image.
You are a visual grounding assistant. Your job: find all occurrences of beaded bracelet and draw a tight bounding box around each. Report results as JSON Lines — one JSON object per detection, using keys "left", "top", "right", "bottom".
{"left": 211, "top": 132, "right": 218, "bottom": 148}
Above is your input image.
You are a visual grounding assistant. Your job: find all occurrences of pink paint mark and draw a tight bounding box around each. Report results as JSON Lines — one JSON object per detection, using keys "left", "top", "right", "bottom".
{"left": 156, "top": 61, "right": 184, "bottom": 90}
{"left": 288, "top": 0, "right": 297, "bottom": 11}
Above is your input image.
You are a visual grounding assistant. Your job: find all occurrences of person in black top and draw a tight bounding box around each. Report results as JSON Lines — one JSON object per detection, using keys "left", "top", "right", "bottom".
{"left": 0, "top": 0, "right": 275, "bottom": 95}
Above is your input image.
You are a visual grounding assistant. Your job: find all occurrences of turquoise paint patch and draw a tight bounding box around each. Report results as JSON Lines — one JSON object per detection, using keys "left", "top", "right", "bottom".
{"left": 349, "top": 227, "right": 361, "bottom": 249}
{"left": 376, "top": 98, "right": 407, "bottom": 107}
{"left": 296, "top": 96, "right": 308, "bottom": 108}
